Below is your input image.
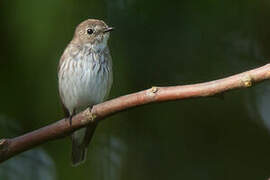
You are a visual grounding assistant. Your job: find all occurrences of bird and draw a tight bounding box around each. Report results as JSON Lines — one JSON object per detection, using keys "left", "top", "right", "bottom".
{"left": 58, "top": 19, "right": 114, "bottom": 166}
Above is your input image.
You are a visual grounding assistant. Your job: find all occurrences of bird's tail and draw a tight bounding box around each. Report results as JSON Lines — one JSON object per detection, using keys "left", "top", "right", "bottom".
{"left": 71, "top": 124, "right": 97, "bottom": 166}
{"left": 71, "top": 130, "right": 87, "bottom": 166}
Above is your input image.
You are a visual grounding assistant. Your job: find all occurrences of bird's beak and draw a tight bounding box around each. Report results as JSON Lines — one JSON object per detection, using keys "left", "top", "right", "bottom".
{"left": 104, "top": 27, "right": 114, "bottom": 33}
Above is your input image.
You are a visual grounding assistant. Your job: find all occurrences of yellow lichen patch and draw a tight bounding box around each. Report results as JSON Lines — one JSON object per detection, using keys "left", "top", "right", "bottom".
{"left": 90, "top": 114, "right": 97, "bottom": 121}
{"left": 0, "top": 139, "right": 6, "bottom": 146}
{"left": 81, "top": 109, "right": 97, "bottom": 124}
{"left": 244, "top": 81, "right": 252, "bottom": 87}
{"left": 147, "top": 86, "right": 159, "bottom": 97}
{"left": 150, "top": 86, "right": 158, "bottom": 93}
{"left": 0, "top": 139, "right": 7, "bottom": 150}
{"left": 241, "top": 74, "right": 252, "bottom": 87}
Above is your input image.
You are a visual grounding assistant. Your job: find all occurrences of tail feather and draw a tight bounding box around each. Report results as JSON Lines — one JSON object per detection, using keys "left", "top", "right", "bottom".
{"left": 71, "top": 134, "right": 87, "bottom": 166}
{"left": 71, "top": 124, "right": 98, "bottom": 166}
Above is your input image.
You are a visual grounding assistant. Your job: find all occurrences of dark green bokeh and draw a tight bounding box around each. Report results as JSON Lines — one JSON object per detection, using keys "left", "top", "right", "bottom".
{"left": 1, "top": 0, "right": 270, "bottom": 179}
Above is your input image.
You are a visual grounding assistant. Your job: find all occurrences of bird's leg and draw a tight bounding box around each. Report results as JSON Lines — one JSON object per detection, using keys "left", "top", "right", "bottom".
{"left": 68, "top": 109, "right": 76, "bottom": 126}
{"left": 88, "top": 105, "right": 93, "bottom": 111}
{"left": 69, "top": 115, "right": 73, "bottom": 126}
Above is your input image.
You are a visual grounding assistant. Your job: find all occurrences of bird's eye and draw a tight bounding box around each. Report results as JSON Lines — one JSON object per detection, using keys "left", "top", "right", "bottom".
{"left": 87, "top": 28, "right": 94, "bottom": 35}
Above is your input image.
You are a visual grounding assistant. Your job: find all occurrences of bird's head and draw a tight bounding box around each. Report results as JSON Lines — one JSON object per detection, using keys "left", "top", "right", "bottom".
{"left": 72, "top": 19, "right": 114, "bottom": 51}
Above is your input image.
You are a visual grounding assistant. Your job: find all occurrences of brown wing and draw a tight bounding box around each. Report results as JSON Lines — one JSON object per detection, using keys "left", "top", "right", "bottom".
{"left": 57, "top": 43, "right": 81, "bottom": 72}
{"left": 58, "top": 43, "right": 82, "bottom": 117}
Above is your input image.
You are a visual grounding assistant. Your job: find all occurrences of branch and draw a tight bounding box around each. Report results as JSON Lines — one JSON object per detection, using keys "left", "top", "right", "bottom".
{"left": 1, "top": 63, "right": 270, "bottom": 163}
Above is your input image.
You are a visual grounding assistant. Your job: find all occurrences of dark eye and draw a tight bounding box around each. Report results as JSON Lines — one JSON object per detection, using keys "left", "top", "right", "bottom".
{"left": 87, "top": 28, "right": 94, "bottom": 35}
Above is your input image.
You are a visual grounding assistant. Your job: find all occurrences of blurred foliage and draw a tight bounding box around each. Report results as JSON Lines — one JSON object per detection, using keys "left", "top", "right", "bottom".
{"left": 0, "top": 116, "right": 56, "bottom": 180}
{"left": 0, "top": 149, "right": 56, "bottom": 180}
{"left": 1, "top": 0, "right": 270, "bottom": 180}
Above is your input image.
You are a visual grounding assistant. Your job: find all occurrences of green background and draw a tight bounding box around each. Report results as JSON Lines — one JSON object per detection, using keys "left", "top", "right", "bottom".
{"left": 1, "top": 0, "right": 270, "bottom": 179}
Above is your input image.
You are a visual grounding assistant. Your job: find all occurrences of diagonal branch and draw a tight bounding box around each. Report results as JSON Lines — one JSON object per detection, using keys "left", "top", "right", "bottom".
{"left": 1, "top": 63, "right": 270, "bottom": 163}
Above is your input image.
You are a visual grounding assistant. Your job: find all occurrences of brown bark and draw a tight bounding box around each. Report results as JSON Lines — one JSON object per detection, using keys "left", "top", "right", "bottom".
{"left": 1, "top": 63, "right": 270, "bottom": 163}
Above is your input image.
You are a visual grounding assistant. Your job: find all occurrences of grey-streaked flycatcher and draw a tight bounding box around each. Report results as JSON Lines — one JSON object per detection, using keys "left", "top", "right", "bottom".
{"left": 58, "top": 19, "right": 113, "bottom": 166}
